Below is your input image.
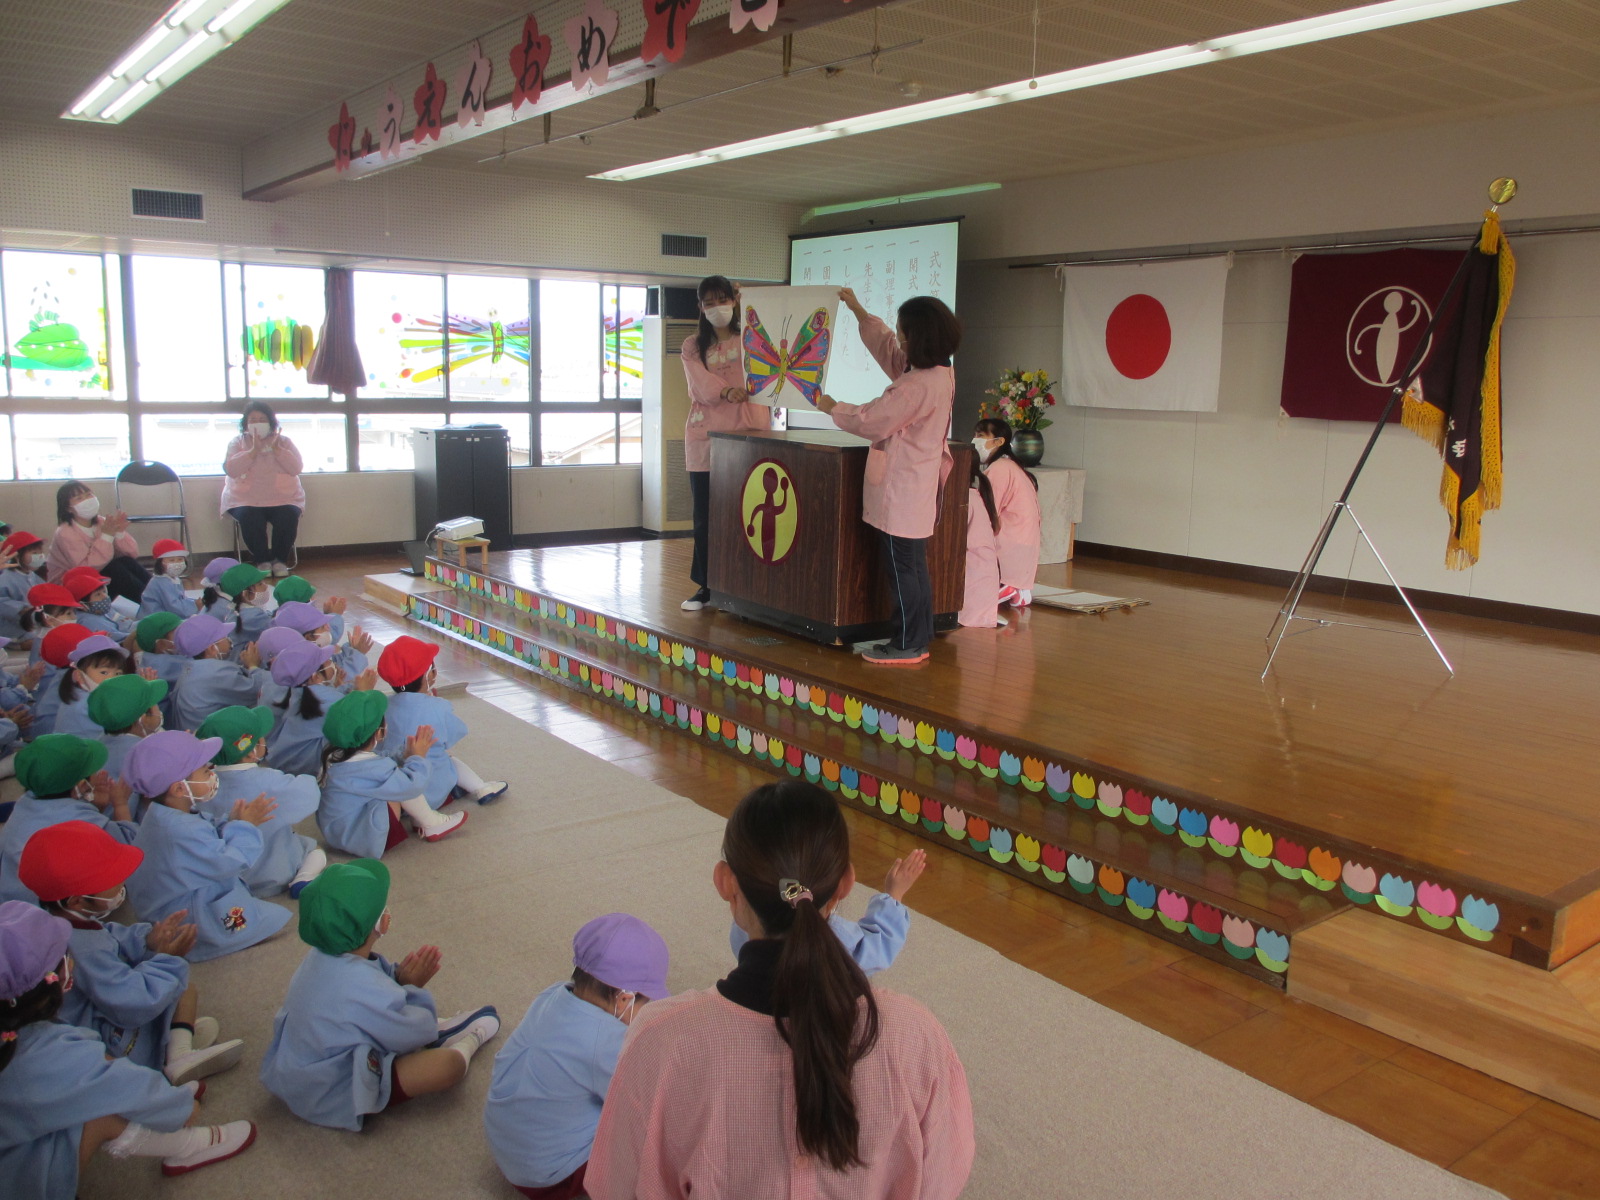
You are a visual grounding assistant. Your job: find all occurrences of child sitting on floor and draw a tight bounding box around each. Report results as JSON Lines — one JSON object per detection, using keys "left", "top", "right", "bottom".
{"left": 28, "top": 610, "right": 92, "bottom": 738}
{"left": 258, "top": 859, "right": 499, "bottom": 1131}
{"left": 62, "top": 566, "right": 133, "bottom": 641}
{"left": 0, "top": 902, "right": 258, "bottom": 1192}
{"left": 86, "top": 673, "right": 167, "bottom": 788}
{"left": 0, "top": 531, "right": 48, "bottom": 643}
{"left": 376, "top": 636, "right": 507, "bottom": 807}
{"left": 273, "top": 600, "right": 374, "bottom": 682}
{"left": 196, "top": 706, "right": 326, "bottom": 900}
{"left": 169, "top": 614, "right": 264, "bottom": 733}
{"left": 273, "top": 574, "right": 349, "bottom": 643}
{"left": 265, "top": 641, "right": 370, "bottom": 777}
{"left": 19, "top": 820, "right": 244, "bottom": 1083}
{"left": 51, "top": 634, "right": 137, "bottom": 739}
{"left": 198, "top": 558, "right": 238, "bottom": 622}
{"left": 138, "top": 540, "right": 198, "bottom": 621}
{"left": 0, "top": 735, "right": 133, "bottom": 904}
{"left": 485, "top": 914, "right": 669, "bottom": 1200}
{"left": 216, "top": 564, "right": 274, "bottom": 651}
{"left": 22, "top": 583, "right": 83, "bottom": 668}
{"left": 319, "top": 691, "right": 466, "bottom": 855}
{"left": 122, "top": 731, "right": 288, "bottom": 962}
{"left": 252, "top": 626, "right": 304, "bottom": 709}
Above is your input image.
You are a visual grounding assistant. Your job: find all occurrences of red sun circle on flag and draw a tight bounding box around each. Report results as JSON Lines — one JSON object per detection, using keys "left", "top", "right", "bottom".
{"left": 1104, "top": 294, "right": 1172, "bottom": 380}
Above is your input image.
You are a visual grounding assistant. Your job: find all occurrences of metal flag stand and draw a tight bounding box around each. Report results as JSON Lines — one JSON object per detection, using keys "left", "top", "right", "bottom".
{"left": 1262, "top": 179, "right": 1517, "bottom": 680}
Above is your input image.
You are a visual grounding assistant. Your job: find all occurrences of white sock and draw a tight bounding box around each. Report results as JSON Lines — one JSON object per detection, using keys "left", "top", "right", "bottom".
{"left": 105, "top": 1123, "right": 209, "bottom": 1160}
{"left": 291, "top": 847, "right": 327, "bottom": 887}
{"left": 450, "top": 756, "right": 487, "bottom": 793}
{"left": 443, "top": 1028, "right": 487, "bottom": 1066}
{"left": 167, "top": 1025, "right": 194, "bottom": 1062}
{"left": 398, "top": 796, "right": 450, "bottom": 830}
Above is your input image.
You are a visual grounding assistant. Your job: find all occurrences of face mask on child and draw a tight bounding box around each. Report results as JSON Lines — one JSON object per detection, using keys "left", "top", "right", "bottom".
{"left": 179, "top": 775, "right": 219, "bottom": 805}
{"left": 65, "top": 887, "right": 125, "bottom": 924}
{"left": 312, "top": 630, "right": 333, "bottom": 647}
{"left": 248, "top": 421, "right": 271, "bottom": 439}
{"left": 971, "top": 438, "right": 997, "bottom": 464}
{"left": 73, "top": 496, "right": 101, "bottom": 521}
{"left": 162, "top": 559, "right": 187, "bottom": 578}
{"left": 22, "top": 552, "right": 43, "bottom": 570}
{"left": 85, "top": 597, "right": 113, "bottom": 616}
{"left": 703, "top": 303, "right": 734, "bottom": 329}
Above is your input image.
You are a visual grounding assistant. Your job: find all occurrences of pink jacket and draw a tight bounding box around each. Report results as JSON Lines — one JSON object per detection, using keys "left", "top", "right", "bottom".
{"left": 587, "top": 985, "right": 974, "bottom": 1200}
{"left": 959, "top": 496, "right": 1000, "bottom": 628}
{"left": 681, "top": 334, "right": 767, "bottom": 473}
{"left": 46, "top": 520, "right": 139, "bottom": 582}
{"left": 829, "top": 317, "right": 954, "bottom": 540}
{"left": 220, "top": 433, "right": 305, "bottom": 513}
{"left": 986, "top": 456, "right": 1041, "bottom": 592}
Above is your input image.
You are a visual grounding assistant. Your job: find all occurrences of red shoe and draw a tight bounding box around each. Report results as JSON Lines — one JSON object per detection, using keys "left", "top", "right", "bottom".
{"left": 998, "top": 585, "right": 1019, "bottom": 607}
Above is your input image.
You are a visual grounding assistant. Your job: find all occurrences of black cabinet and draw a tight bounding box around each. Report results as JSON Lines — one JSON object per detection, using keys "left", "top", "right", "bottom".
{"left": 412, "top": 426, "right": 513, "bottom": 550}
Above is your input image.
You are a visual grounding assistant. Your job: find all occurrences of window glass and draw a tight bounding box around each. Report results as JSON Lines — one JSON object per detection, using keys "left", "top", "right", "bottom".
{"left": 444, "top": 276, "right": 530, "bottom": 402}
{"left": 452, "top": 411, "right": 532, "bottom": 465}
{"left": 0, "top": 417, "right": 15, "bottom": 478}
{"left": 618, "top": 412, "right": 643, "bottom": 464}
{"left": 275, "top": 414, "right": 346, "bottom": 472}
{"left": 133, "top": 257, "right": 225, "bottom": 402}
{"left": 603, "top": 285, "right": 647, "bottom": 401}
{"left": 14, "top": 413, "right": 129, "bottom": 479}
{"left": 138, "top": 414, "right": 239, "bottom": 475}
{"left": 355, "top": 271, "right": 445, "bottom": 398}
{"left": 2, "top": 251, "right": 114, "bottom": 396}
{"left": 541, "top": 412, "right": 618, "bottom": 465}
{"left": 539, "top": 281, "right": 599, "bottom": 404}
{"left": 233, "top": 264, "right": 327, "bottom": 399}
{"left": 357, "top": 413, "right": 445, "bottom": 471}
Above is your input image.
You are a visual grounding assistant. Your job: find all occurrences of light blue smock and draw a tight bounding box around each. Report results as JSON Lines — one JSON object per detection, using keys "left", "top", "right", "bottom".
{"left": 136, "top": 574, "right": 193, "bottom": 620}
{"left": 171, "top": 657, "right": 265, "bottom": 733}
{"left": 728, "top": 891, "right": 912, "bottom": 975}
{"left": 202, "top": 595, "right": 233, "bottom": 622}
{"left": 201, "top": 763, "right": 320, "bottom": 897}
{"left": 258, "top": 948, "right": 438, "bottom": 1131}
{"left": 0, "top": 717, "right": 18, "bottom": 759}
{"left": 96, "top": 732, "right": 143, "bottom": 786}
{"left": 59, "top": 917, "right": 188, "bottom": 1070}
{"left": 484, "top": 982, "right": 624, "bottom": 1188}
{"left": 28, "top": 667, "right": 63, "bottom": 738}
{"left": 231, "top": 604, "right": 273, "bottom": 648}
{"left": 77, "top": 610, "right": 133, "bottom": 640}
{"left": 126, "top": 801, "right": 289, "bottom": 962}
{"left": 332, "top": 642, "right": 367, "bottom": 681}
{"left": 0, "top": 568, "right": 39, "bottom": 640}
{"left": 51, "top": 692, "right": 97, "bottom": 738}
{"left": 137, "top": 650, "right": 187, "bottom": 724}
{"left": 0, "top": 662, "right": 36, "bottom": 711}
{"left": 0, "top": 1020, "right": 193, "bottom": 1200}
{"left": 265, "top": 683, "right": 345, "bottom": 777}
{"left": 317, "top": 752, "right": 430, "bottom": 860}
{"left": 376, "top": 691, "right": 469, "bottom": 808}
{"left": 0, "top": 793, "right": 138, "bottom": 904}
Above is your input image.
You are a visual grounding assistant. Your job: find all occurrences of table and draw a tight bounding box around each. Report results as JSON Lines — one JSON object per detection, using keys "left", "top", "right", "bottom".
{"left": 1033, "top": 466, "right": 1085, "bottom": 564}
{"left": 437, "top": 536, "right": 490, "bottom": 570}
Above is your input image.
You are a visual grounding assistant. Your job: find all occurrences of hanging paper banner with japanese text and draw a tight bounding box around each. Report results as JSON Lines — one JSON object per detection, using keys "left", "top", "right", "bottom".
{"left": 510, "top": 15, "right": 553, "bottom": 110}
{"left": 567, "top": 0, "right": 619, "bottom": 91}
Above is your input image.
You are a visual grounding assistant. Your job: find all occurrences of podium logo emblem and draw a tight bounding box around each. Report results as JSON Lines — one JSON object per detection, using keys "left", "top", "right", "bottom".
{"left": 741, "top": 460, "right": 797, "bottom": 564}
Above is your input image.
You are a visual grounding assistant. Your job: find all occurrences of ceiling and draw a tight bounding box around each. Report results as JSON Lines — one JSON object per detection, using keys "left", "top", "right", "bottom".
{"left": 3, "top": 0, "right": 1597, "bottom": 207}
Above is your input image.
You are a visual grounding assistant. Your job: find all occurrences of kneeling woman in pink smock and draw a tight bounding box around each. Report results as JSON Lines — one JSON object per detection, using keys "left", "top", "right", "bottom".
{"left": 816, "top": 291, "right": 962, "bottom": 667}
{"left": 972, "top": 418, "right": 1041, "bottom": 607}
{"left": 958, "top": 455, "right": 1004, "bottom": 630}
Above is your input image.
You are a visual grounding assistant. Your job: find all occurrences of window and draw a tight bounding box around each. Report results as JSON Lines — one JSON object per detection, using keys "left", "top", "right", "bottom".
{"left": 14, "top": 413, "right": 128, "bottom": 479}
{"left": 542, "top": 412, "right": 622, "bottom": 465}
{"left": 452, "top": 411, "right": 532, "bottom": 465}
{"left": 357, "top": 412, "right": 445, "bottom": 471}
{"left": 445, "top": 276, "right": 530, "bottom": 403}
{"left": 139, "top": 414, "right": 237, "bottom": 475}
{"left": 277, "top": 415, "right": 347, "bottom": 473}
{"left": 539, "top": 281, "right": 600, "bottom": 405}
{"left": 133, "top": 256, "right": 225, "bottom": 402}
{"left": 2, "top": 251, "right": 119, "bottom": 397}
{"left": 354, "top": 271, "right": 445, "bottom": 398}
{"left": 227, "top": 263, "right": 328, "bottom": 400}
{"left": 603, "top": 285, "right": 646, "bottom": 402}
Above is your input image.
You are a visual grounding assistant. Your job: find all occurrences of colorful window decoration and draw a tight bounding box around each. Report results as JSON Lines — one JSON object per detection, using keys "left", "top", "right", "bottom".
{"left": 439, "top": 275, "right": 531, "bottom": 401}
{"left": 354, "top": 270, "right": 446, "bottom": 397}
{"left": 2, "top": 250, "right": 114, "bottom": 394}
{"left": 603, "top": 284, "right": 646, "bottom": 400}
{"left": 227, "top": 263, "right": 328, "bottom": 399}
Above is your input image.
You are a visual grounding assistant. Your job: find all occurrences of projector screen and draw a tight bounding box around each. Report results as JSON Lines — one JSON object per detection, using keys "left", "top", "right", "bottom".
{"left": 786, "top": 220, "right": 960, "bottom": 425}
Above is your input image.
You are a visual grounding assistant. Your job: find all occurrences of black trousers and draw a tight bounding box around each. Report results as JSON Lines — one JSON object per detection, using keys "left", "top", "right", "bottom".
{"left": 878, "top": 530, "right": 933, "bottom": 652}
{"left": 101, "top": 553, "right": 152, "bottom": 604}
{"left": 228, "top": 505, "right": 300, "bottom": 566}
{"left": 688, "top": 471, "right": 710, "bottom": 589}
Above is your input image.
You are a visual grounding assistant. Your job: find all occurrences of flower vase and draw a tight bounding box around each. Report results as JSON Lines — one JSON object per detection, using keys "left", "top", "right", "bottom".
{"left": 1013, "top": 429, "right": 1045, "bottom": 467}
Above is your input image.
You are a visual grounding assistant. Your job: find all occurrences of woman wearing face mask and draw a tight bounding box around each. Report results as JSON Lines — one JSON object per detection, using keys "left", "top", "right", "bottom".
{"left": 971, "top": 419, "right": 1041, "bottom": 607}
{"left": 221, "top": 401, "right": 305, "bottom": 578}
{"left": 122, "top": 730, "right": 287, "bottom": 963}
{"left": 46, "top": 482, "right": 152, "bottom": 604}
{"left": 0, "top": 531, "right": 49, "bottom": 643}
{"left": 679, "top": 275, "right": 768, "bottom": 612}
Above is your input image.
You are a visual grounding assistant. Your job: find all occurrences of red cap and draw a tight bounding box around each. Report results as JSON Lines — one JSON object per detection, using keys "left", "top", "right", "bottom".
{"left": 376, "top": 635, "right": 440, "bottom": 688}
{"left": 18, "top": 820, "right": 145, "bottom": 902}
{"left": 61, "top": 566, "right": 111, "bottom": 600}
{"left": 41, "top": 624, "right": 96, "bottom": 668}
{"left": 27, "top": 583, "right": 82, "bottom": 611}
{"left": 0, "top": 531, "right": 43, "bottom": 557}
{"left": 151, "top": 539, "right": 187, "bottom": 558}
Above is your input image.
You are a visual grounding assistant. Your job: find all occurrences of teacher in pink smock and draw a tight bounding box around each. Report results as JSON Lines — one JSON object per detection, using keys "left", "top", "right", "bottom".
{"left": 815, "top": 291, "right": 962, "bottom": 667}
{"left": 222, "top": 401, "right": 305, "bottom": 577}
{"left": 679, "top": 275, "right": 767, "bottom": 612}
{"left": 45, "top": 481, "right": 151, "bottom": 603}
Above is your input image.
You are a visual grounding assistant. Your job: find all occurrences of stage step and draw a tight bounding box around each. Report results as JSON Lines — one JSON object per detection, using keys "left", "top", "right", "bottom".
{"left": 1291, "top": 909, "right": 1600, "bottom": 1119}
{"left": 397, "top": 577, "right": 1358, "bottom": 985}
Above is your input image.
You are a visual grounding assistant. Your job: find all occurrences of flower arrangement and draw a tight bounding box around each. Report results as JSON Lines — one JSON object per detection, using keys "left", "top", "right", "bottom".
{"left": 981, "top": 368, "right": 1058, "bottom": 431}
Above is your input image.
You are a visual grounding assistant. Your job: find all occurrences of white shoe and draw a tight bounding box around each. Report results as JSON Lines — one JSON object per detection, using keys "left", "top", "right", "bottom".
{"left": 270, "top": 561, "right": 292, "bottom": 577}
{"left": 995, "top": 615, "right": 1009, "bottom": 627}
{"left": 166, "top": 1039, "right": 245, "bottom": 1086}
{"left": 191, "top": 1016, "right": 219, "bottom": 1050}
{"left": 160, "top": 1121, "right": 258, "bottom": 1176}
{"left": 680, "top": 587, "right": 710, "bottom": 611}
{"left": 420, "top": 810, "right": 468, "bottom": 842}
{"left": 471, "top": 780, "right": 508, "bottom": 805}
{"left": 288, "top": 847, "right": 327, "bottom": 898}
{"left": 437, "top": 1004, "right": 498, "bottom": 1042}
{"left": 443, "top": 1010, "right": 501, "bottom": 1057}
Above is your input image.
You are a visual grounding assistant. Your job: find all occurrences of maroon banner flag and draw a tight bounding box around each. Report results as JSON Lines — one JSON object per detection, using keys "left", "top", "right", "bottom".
{"left": 1279, "top": 248, "right": 1461, "bottom": 421}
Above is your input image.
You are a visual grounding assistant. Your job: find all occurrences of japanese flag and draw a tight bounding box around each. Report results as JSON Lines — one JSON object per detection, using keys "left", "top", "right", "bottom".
{"left": 1061, "top": 257, "right": 1230, "bottom": 411}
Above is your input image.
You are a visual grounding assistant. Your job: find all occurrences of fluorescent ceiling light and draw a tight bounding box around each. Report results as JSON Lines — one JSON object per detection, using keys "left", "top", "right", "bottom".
{"left": 593, "top": 0, "right": 1520, "bottom": 182}
{"left": 63, "top": 0, "right": 292, "bottom": 124}
{"left": 804, "top": 182, "right": 1002, "bottom": 222}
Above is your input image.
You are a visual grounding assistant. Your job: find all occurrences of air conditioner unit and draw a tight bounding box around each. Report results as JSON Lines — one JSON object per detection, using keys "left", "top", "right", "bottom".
{"left": 641, "top": 315, "right": 699, "bottom": 533}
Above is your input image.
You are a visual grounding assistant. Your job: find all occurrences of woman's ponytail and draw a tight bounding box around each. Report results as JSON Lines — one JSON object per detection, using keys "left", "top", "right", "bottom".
{"left": 969, "top": 454, "right": 1000, "bottom": 533}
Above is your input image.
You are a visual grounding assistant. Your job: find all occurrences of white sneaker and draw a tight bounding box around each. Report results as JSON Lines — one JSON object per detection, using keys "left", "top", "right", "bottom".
{"left": 191, "top": 1016, "right": 219, "bottom": 1050}
{"left": 166, "top": 1039, "right": 245, "bottom": 1086}
{"left": 270, "top": 561, "right": 292, "bottom": 577}
{"left": 443, "top": 1010, "right": 501, "bottom": 1053}
{"left": 421, "top": 810, "right": 469, "bottom": 842}
{"left": 680, "top": 587, "right": 710, "bottom": 611}
{"left": 437, "top": 1004, "right": 499, "bottom": 1042}
{"left": 471, "top": 780, "right": 508, "bottom": 805}
{"left": 160, "top": 1121, "right": 258, "bottom": 1177}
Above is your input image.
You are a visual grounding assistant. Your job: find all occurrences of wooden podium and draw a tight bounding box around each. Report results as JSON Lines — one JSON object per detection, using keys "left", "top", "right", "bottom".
{"left": 707, "top": 429, "right": 970, "bottom": 645}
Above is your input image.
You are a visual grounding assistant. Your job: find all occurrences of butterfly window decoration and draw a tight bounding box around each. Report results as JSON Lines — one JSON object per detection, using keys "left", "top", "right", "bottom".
{"left": 743, "top": 304, "right": 832, "bottom": 407}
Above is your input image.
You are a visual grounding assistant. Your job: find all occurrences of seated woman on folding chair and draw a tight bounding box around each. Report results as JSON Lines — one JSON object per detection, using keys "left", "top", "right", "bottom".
{"left": 221, "top": 402, "right": 305, "bottom": 579}
{"left": 45, "top": 483, "right": 152, "bottom": 604}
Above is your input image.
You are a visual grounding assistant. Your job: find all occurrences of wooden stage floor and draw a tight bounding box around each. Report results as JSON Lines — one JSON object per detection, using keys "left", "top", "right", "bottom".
{"left": 419, "top": 539, "right": 1600, "bottom": 970}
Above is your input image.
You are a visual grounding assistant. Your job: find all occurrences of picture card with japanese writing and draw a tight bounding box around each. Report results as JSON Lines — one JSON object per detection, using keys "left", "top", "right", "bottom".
{"left": 741, "top": 285, "right": 839, "bottom": 409}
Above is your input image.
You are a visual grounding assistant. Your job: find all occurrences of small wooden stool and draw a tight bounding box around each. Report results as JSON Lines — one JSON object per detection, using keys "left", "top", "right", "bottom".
{"left": 439, "top": 536, "right": 490, "bottom": 570}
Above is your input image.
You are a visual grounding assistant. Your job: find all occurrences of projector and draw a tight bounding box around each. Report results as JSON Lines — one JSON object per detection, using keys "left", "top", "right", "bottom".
{"left": 436, "top": 517, "right": 484, "bottom": 540}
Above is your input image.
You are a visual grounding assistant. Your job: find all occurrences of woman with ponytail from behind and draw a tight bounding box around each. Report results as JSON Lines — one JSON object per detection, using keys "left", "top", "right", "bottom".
{"left": 587, "top": 780, "right": 973, "bottom": 1199}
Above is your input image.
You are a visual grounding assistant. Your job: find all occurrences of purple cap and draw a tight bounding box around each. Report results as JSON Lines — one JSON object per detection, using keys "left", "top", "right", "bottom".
{"left": 123, "top": 729, "right": 222, "bottom": 800}
{"left": 256, "top": 626, "right": 303, "bottom": 665}
{"left": 573, "top": 913, "right": 670, "bottom": 1000}
{"left": 273, "top": 601, "right": 327, "bottom": 635}
{"left": 0, "top": 900, "right": 72, "bottom": 1001}
{"left": 174, "top": 613, "right": 230, "bottom": 658}
{"left": 272, "top": 640, "right": 335, "bottom": 687}
{"left": 66, "top": 634, "right": 124, "bottom": 665}
{"left": 0, "top": 636, "right": 11, "bottom": 650}
{"left": 202, "top": 557, "right": 240, "bottom": 585}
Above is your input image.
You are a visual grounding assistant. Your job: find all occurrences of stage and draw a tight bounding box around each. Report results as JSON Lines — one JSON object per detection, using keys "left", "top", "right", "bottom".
{"left": 372, "top": 539, "right": 1600, "bottom": 986}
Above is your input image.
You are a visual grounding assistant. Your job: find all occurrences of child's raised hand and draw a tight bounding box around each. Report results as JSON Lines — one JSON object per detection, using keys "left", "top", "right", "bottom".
{"left": 138, "top": 666, "right": 158, "bottom": 681}
{"left": 239, "top": 640, "right": 262, "bottom": 670}
{"left": 352, "top": 667, "right": 379, "bottom": 692}
{"left": 88, "top": 769, "right": 114, "bottom": 809}
{"left": 0, "top": 548, "right": 15, "bottom": 571}
{"left": 230, "top": 792, "right": 278, "bottom": 826}
{"left": 405, "top": 725, "right": 436, "bottom": 758}
{"left": 18, "top": 661, "right": 45, "bottom": 691}
{"left": 883, "top": 848, "right": 927, "bottom": 902}
{"left": 348, "top": 626, "right": 375, "bottom": 654}
{"left": 147, "top": 911, "right": 199, "bottom": 957}
{"left": 322, "top": 596, "right": 348, "bottom": 616}
{"left": 395, "top": 945, "right": 443, "bottom": 988}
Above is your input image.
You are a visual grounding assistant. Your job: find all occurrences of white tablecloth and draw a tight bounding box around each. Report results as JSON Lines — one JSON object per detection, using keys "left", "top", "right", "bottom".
{"left": 1033, "top": 466, "right": 1085, "bottom": 564}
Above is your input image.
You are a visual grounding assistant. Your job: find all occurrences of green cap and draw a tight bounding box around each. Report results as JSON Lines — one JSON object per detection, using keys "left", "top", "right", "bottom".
{"left": 273, "top": 575, "right": 316, "bottom": 605}
{"left": 135, "top": 611, "right": 183, "bottom": 653}
{"left": 197, "top": 705, "right": 275, "bottom": 765}
{"left": 16, "top": 735, "right": 109, "bottom": 797}
{"left": 218, "top": 563, "right": 268, "bottom": 598}
{"left": 87, "top": 674, "right": 168, "bottom": 733}
{"left": 323, "top": 690, "right": 388, "bottom": 750}
{"left": 297, "top": 859, "right": 391, "bottom": 956}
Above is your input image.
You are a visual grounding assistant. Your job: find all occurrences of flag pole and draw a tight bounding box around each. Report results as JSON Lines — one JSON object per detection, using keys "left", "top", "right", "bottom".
{"left": 1262, "top": 180, "right": 1515, "bottom": 679}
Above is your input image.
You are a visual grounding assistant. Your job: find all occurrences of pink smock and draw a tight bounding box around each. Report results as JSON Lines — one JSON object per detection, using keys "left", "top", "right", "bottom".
{"left": 221, "top": 433, "right": 306, "bottom": 513}
{"left": 586, "top": 985, "right": 974, "bottom": 1200}
{"left": 829, "top": 317, "right": 954, "bottom": 541}
{"left": 681, "top": 334, "right": 767, "bottom": 473}
{"left": 958, "top": 495, "right": 1001, "bottom": 629}
{"left": 46, "top": 520, "right": 139, "bottom": 582}
{"left": 986, "top": 456, "right": 1041, "bottom": 592}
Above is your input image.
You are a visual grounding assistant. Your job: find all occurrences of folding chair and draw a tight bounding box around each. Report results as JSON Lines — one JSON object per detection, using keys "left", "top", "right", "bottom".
{"left": 114, "top": 461, "right": 188, "bottom": 558}
{"left": 231, "top": 514, "right": 299, "bottom": 570}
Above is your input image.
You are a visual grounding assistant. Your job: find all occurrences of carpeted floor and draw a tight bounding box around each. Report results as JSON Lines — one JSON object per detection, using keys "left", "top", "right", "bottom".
{"left": 79, "top": 697, "right": 1501, "bottom": 1200}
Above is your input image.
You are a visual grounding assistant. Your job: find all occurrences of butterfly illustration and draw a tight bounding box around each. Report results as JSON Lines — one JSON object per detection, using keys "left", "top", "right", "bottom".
{"left": 744, "top": 306, "right": 831, "bottom": 406}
